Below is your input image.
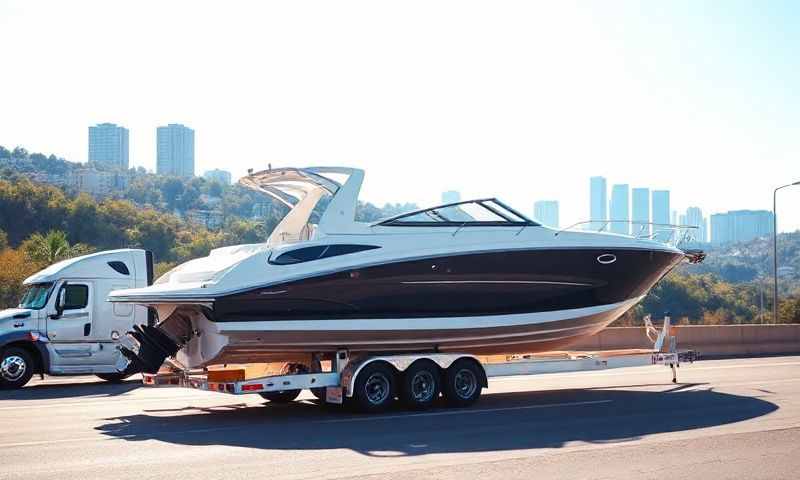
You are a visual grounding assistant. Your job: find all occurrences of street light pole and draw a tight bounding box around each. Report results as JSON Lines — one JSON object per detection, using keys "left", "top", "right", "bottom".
{"left": 773, "top": 181, "right": 800, "bottom": 323}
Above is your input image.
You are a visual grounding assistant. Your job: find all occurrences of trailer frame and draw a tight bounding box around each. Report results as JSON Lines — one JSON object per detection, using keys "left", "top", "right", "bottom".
{"left": 141, "top": 315, "right": 697, "bottom": 411}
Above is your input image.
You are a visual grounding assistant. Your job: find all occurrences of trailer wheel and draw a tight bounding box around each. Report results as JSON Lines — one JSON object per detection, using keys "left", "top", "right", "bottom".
{"left": 443, "top": 358, "right": 483, "bottom": 407}
{"left": 353, "top": 361, "right": 396, "bottom": 413}
{"left": 0, "top": 347, "right": 34, "bottom": 390}
{"left": 260, "top": 390, "right": 301, "bottom": 403}
{"left": 400, "top": 360, "right": 441, "bottom": 410}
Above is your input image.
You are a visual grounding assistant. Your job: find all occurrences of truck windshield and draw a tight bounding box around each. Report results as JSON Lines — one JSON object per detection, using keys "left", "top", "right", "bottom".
{"left": 18, "top": 283, "right": 54, "bottom": 309}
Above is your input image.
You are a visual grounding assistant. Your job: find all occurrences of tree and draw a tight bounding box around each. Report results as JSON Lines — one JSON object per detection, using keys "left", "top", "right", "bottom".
{"left": 21, "top": 230, "right": 93, "bottom": 267}
{"left": 0, "top": 248, "right": 39, "bottom": 308}
{"left": 208, "top": 181, "right": 223, "bottom": 198}
{"left": 126, "top": 216, "right": 178, "bottom": 261}
{"left": 66, "top": 194, "right": 100, "bottom": 246}
{"left": 161, "top": 178, "right": 185, "bottom": 211}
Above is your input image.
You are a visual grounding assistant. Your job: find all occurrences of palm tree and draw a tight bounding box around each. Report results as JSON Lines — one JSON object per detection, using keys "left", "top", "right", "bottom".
{"left": 23, "top": 230, "right": 93, "bottom": 266}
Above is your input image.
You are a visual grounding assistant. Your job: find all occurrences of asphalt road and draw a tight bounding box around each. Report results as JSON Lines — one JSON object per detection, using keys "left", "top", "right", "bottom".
{"left": 1, "top": 356, "right": 799, "bottom": 480}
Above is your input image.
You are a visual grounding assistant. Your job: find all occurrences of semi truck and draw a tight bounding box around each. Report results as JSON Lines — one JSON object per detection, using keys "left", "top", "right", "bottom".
{"left": 0, "top": 249, "right": 152, "bottom": 389}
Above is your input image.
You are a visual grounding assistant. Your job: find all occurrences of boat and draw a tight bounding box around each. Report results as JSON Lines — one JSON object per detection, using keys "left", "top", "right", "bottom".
{"left": 109, "top": 167, "right": 703, "bottom": 373}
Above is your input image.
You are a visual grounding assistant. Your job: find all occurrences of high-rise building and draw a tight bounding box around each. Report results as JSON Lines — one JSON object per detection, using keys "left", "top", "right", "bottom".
{"left": 710, "top": 210, "right": 774, "bottom": 245}
{"left": 589, "top": 176, "right": 607, "bottom": 230}
{"left": 533, "top": 200, "right": 559, "bottom": 228}
{"left": 609, "top": 184, "right": 629, "bottom": 234}
{"left": 88, "top": 123, "right": 129, "bottom": 169}
{"left": 203, "top": 169, "right": 232, "bottom": 185}
{"left": 652, "top": 190, "right": 670, "bottom": 225}
{"left": 441, "top": 190, "right": 461, "bottom": 204}
{"left": 157, "top": 124, "right": 195, "bottom": 177}
{"left": 632, "top": 187, "right": 650, "bottom": 236}
{"left": 685, "top": 207, "right": 707, "bottom": 243}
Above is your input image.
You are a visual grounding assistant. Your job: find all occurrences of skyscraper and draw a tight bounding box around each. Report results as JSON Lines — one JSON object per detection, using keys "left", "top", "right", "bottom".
{"left": 652, "top": 190, "right": 670, "bottom": 225}
{"left": 157, "top": 124, "right": 195, "bottom": 177}
{"left": 609, "top": 184, "right": 629, "bottom": 234}
{"left": 710, "top": 210, "right": 774, "bottom": 245}
{"left": 533, "top": 200, "right": 559, "bottom": 228}
{"left": 88, "top": 123, "right": 129, "bottom": 169}
{"left": 589, "top": 176, "right": 607, "bottom": 230}
{"left": 203, "top": 169, "right": 232, "bottom": 185}
{"left": 685, "top": 206, "right": 707, "bottom": 243}
{"left": 632, "top": 187, "right": 650, "bottom": 235}
{"left": 441, "top": 190, "right": 461, "bottom": 204}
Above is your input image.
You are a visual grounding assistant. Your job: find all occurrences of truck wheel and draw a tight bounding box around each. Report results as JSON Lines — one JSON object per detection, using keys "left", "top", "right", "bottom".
{"left": 443, "top": 358, "right": 483, "bottom": 408}
{"left": 96, "top": 373, "right": 131, "bottom": 383}
{"left": 400, "top": 360, "right": 441, "bottom": 410}
{"left": 0, "top": 347, "right": 34, "bottom": 390}
{"left": 353, "top": 361, "right": 396, "bottom": 413}
{"left": 260, "top": 390, "right": 301, "bottom": 403}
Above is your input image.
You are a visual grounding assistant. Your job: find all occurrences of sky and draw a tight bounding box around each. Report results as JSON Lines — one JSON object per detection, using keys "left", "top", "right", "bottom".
{"left": 1, "top": 0, "right": 799, "bottom": 231}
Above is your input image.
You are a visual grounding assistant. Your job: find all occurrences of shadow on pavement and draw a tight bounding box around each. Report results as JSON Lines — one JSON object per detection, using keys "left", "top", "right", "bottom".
{"left": 1, "top": 377, "right": 141, "bottom": 400}
{"left": 95, "top": 387, "right": 777, "bottom": 457}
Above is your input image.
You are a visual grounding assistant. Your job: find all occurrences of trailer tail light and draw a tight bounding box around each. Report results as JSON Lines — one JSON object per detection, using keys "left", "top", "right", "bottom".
{"left": 242, "top": 384, "right": 263, "bottom": 392}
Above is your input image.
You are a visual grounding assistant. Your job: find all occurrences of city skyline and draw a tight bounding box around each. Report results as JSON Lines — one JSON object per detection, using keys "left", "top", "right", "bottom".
{"left": 2, "top": 2, "right": 799, "bottom": 231}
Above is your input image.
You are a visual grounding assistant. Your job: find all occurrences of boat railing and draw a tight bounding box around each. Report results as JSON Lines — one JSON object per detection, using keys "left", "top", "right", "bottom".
{"left": 554, "top": 220, "right": 699, "bottom": 247}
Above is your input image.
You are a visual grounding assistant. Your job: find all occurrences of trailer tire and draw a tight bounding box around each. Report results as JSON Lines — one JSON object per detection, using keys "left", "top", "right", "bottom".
{"left": 400, "top": 360, "right": 441, "bottom": 410}
{"left": 352, "top": 361, "right": 396, "bottom": 413}
{"left": 443, "top": 358, "right": 483, "bottom": 407}
{"left": 260, "top": 390, "right": 301, "bottom": 403}
{"left": 0, "top": 347, "right": 34, "bottom": 390}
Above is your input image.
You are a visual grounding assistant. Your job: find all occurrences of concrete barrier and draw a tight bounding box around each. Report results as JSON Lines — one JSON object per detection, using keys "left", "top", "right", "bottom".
{"left": 570, "top": 324, "right": 800, "bottom": 356}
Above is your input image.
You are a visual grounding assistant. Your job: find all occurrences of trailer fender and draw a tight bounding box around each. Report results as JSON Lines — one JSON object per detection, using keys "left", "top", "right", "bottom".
{"left": 342, "top": 353, "right": 485, "bottom": 397}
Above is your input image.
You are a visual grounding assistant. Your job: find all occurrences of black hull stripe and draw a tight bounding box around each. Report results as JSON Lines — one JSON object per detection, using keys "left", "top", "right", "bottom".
{"left": 213, "top": 248, "right": 682, "bottom": 322}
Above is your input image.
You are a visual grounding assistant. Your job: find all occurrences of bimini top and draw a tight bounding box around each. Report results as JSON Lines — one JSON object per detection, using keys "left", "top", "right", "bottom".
{"left": 239, "top": 167, "right": 365, "bottom": 245}
{"left": 376, "top": 198, "right": 538, "bottom": 227}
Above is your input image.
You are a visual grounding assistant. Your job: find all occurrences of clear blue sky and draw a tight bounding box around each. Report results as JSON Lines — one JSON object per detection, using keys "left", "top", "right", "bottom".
{"left": 1, "top": 1, "right": 798, "bottom": 230}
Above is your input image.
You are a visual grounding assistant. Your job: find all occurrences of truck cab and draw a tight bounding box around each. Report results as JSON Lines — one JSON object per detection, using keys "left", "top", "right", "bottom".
{"left": 0, "top": 249, "right": 153, "bottom": 389}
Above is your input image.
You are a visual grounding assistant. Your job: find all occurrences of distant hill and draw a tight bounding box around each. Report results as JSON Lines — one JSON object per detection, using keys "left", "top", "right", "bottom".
{"left": 688, "top": 232, "right": 800, "bottom": 288}
{"left": 0, "top": 144, "right": 418, "bottom": 225}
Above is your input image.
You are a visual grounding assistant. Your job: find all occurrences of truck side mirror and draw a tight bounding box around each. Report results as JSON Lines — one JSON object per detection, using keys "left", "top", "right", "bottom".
{"left": 52, "top": 282, "right": 67, "bottom": 319}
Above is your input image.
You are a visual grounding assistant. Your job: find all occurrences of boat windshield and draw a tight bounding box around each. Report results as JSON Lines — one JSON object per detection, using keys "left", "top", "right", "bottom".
{"left": 18, "top": 282, "right": 54, "bottom": 309}
{"left": 377, "top": 199, "right": 536, "bottom": 226}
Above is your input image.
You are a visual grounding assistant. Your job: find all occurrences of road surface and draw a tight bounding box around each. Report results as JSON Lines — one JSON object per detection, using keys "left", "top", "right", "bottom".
{"left": 1, "top": 356, "right": 799, "bottom": 480}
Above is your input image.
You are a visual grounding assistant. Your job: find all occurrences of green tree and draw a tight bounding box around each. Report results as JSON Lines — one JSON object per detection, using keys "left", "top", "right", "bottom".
{"left": 161, "top": 178, "right": 185, "bottom": 211}
{"left": 22, "top": 230, "right": 93, "bottom": 267}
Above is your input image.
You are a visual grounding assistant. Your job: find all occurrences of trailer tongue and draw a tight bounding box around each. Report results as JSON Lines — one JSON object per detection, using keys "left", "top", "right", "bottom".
{"left": 139, "top": 315, "right": 697, "bottom": 413}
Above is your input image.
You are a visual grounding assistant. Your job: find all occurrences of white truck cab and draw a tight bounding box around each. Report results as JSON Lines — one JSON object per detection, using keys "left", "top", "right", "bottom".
{"left": 0, "top": 249, "right": 153, "bottom": 389}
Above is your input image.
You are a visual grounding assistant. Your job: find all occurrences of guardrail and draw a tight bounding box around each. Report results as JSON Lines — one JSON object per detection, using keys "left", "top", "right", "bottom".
{"left": 571, "top": 324, "right": 800, "bottom": 356}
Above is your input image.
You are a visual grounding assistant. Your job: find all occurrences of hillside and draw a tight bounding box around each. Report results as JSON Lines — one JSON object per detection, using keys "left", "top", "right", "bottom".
{"left": 690, "top": 232, "right": 800, "bottom": 289}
